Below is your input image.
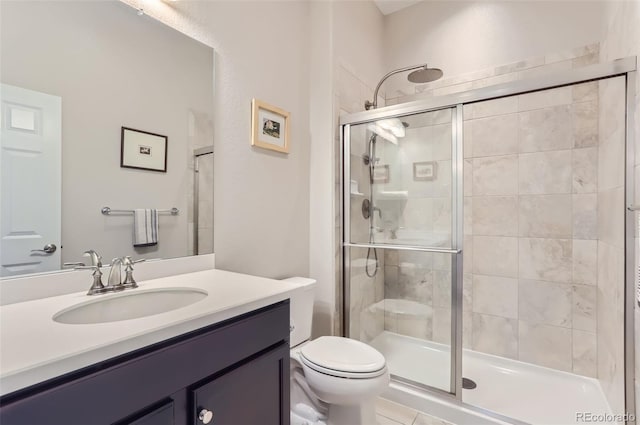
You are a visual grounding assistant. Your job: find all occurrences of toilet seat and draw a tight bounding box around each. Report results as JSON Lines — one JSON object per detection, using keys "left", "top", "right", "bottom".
{"left": 299, "top": 336, "right": 386, "bottom": 379}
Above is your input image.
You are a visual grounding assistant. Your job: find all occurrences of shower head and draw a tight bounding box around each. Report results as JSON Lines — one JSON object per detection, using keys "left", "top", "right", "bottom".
{"left": 365, "top": 63, "right": 444, "bottom": 110}
{"left": 407, "top": 66, "right": 443, "bottom": 84}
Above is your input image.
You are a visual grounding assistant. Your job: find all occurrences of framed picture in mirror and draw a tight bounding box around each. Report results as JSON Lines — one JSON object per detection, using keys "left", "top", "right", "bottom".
{"left": 121, "top": 127, "right": 168, "bottom": 172}
{"left": 251, "top": 99, "right": 290, "bottom": 154}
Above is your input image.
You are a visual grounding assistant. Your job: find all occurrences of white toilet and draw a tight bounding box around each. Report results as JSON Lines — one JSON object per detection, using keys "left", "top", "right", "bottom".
{"left": 284, "top": 277, "right": 390, "bottom": 425}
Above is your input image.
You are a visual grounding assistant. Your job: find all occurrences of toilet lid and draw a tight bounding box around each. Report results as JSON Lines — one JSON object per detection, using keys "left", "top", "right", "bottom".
{"left": 299, "top": 336, "right": 386, "bottom": 374}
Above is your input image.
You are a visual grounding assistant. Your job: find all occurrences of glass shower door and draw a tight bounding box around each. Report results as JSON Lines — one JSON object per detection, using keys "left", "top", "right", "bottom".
{"left": 343, "top": 106, "right": 462, "bottom": 395}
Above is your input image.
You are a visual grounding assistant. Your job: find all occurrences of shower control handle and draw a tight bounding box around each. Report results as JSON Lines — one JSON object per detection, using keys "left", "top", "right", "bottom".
{"left": 361, "top": 199, "right": 382, "bottom": 220}
{"left": 362, "top": 199, "right": 371, "bottom": 219}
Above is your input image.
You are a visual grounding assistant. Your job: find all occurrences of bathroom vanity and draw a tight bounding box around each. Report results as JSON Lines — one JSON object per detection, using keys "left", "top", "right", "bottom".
{"left": 0, "top": 269, "right": 298, "bottom": 425}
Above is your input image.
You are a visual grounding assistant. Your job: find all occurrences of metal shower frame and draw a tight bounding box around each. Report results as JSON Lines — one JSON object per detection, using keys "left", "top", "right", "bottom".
{"left": 340, "top": 57, "right": 637, "bottom": 424}
{"left": 193, "top": 145, "right": 214, "bottom": 255}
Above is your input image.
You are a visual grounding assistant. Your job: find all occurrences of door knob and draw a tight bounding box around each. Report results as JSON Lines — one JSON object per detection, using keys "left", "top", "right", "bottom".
{"left": 31, "top": 243, "right": 57, "bottom": 254}
{"left": 198, "top": 408, "right": 213, "bottom": 424}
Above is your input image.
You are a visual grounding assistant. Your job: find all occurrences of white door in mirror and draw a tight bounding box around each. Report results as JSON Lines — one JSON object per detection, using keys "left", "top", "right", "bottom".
{"left": 1, "top": 84, "right": 61, "bottom": 276}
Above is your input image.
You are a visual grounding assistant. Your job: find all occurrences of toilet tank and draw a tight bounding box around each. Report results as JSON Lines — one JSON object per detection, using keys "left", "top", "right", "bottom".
{"left": 281, "top": 277, "right": 316, "bottom": 347}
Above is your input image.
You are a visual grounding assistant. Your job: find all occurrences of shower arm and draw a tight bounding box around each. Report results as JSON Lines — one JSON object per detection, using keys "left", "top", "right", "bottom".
{"left": 365, "top": 64, "right": 427, "bottom": 110}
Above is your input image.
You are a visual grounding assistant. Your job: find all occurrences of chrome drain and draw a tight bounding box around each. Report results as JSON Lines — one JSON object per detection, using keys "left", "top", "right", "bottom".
{"left": 462, "top": 377, "right": 477, "bottom": 390}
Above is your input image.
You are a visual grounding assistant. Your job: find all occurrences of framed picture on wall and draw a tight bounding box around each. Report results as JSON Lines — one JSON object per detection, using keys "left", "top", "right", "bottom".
{"left": 413, "top": 161, "right": 437, "bottom": 181}
{"left": 120, "top": 127, "right": 168, "bottom": 172}
{"left": 372, "top": 164, "right": 390, "bottom": 184}
{"left": 251, "top": 98, "right": 290, "bottom": 154}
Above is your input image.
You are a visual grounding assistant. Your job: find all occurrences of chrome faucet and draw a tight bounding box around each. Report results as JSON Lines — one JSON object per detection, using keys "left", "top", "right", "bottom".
{"left": 107, "top": 257, "right": 126, "bottom": 289}
{"left": 73, "top": 250, "right": 144, "bottom": 295}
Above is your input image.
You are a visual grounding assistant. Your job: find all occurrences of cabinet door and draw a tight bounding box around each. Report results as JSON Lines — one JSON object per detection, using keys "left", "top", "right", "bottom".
{"left": 116, "top": 400, "right": 174, "bottom": 425}
{"left": 192, "top": 343, "right": 290, "bottom": 425}
{"left": 0, "top": 302, "right": 289, "bottom": 425}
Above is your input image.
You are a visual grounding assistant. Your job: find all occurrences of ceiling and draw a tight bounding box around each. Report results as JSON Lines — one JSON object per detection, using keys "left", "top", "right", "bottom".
{"left": 373, "top": 0, "right": 423, "bottom": 16}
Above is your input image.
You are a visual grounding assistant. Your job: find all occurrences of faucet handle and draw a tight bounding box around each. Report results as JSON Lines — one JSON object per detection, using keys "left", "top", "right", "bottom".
{"left": 74, "top": 265, "right": 101, "bottom": 271}
{"left": 75, "top": 265, "right": 107, "bottom": 295}
{"left": 82, "top": 250, "right": 102, "bottom": 267}
{"left": 122, "top": 257, "right": 144, "bottom": 288}
{"left": 123, "top": 256, "right": 145, "bottom": 266}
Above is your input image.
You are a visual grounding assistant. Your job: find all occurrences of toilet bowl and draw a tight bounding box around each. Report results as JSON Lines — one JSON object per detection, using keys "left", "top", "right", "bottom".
{"left": 284, "top": 277, "right": 390, "bottom": 425}
{"left": 293, "top": 336, "right": 390, "bottom": 424}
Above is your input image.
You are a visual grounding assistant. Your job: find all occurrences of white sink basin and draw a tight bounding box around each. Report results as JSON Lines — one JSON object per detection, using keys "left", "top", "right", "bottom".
{"left": 53, "top": 288, "right": 208, "bottom": 324}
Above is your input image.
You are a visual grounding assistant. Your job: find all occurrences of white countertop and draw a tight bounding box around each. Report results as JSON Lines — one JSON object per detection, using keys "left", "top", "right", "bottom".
{"left": 0, "top": 268, "right": 299, "bottom": 396}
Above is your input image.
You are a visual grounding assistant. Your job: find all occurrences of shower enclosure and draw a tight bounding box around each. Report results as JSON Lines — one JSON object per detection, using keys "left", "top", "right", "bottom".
{"left": 193, "top": 146, "right": 214, "bottom": 255}
{"left": 341, "top": 58, "right": 637, "bottom": 424}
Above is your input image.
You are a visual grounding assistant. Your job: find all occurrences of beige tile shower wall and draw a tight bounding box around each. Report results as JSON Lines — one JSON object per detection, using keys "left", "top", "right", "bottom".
{"left": 375, "top": 109, "right": 453, "bottom": 245}
{"left": 383, "top": 250, "right": 454, "bottom": 344}
{"left": 336, "top": 63, "right": 386, "bottom": 342}
{"left": 350, "top": 247, "right": 385, "bottom": 343}
{"left": 376, "top": 108, "right": 455, "bottom": 343}
{"left": 383, "top": 44, "right": 614, "bottom": 379}
{"left": 387, "top": 43, "right": 600, "bottom": 107}
{"left": 463, "top": 82, "right": 601, "bottom": 377}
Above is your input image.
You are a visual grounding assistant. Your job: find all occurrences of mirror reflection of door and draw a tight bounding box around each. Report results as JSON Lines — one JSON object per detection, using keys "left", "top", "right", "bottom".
{"left": 1, "top": 84, "right": 61, "bottom": 276}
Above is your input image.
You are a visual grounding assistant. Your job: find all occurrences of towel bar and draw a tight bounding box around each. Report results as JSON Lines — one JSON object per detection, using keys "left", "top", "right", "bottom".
{"left": 101, "top": 207, "right": 179, "bottom": 215}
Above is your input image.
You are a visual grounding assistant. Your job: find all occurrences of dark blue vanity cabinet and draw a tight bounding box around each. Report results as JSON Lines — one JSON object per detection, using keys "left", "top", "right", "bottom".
{"left": 0, "top": 301, "right": 290, "bottom": 425}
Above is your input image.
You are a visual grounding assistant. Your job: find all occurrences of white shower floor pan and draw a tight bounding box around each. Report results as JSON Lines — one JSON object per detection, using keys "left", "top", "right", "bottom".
{"left": 370, "top": 331, "right": 615, "bottom": 425}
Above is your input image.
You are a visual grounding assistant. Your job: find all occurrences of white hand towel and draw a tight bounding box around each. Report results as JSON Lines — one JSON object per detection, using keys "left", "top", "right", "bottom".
{"left": 290, "top": 411, "right": 311, "bottom": 425}
{"left": 133, "top": 209, "right": 158, "bottom": 247}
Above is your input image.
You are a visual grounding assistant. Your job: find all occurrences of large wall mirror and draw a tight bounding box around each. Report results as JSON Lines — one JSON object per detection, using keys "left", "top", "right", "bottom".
{"left": 0, "top": 1, "right": 214, "bottom": 277}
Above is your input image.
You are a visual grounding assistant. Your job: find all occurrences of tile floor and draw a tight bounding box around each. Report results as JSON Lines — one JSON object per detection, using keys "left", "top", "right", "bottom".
{"left": 376, "top": 398, "right": 454, "bottom": 425}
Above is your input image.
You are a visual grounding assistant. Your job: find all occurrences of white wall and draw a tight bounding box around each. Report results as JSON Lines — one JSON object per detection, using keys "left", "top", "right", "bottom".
{"left": 128, "top": 0, "right": 311, "bottom": 280}
{"left": 333, "top": 1, "right": 386, "bottom": 93}
{"left": 308, "top": 1, "right": 335, "bottom": 337}
{"left": 1, "top": 1, "right": 213, "bottom": 265}
{"left": 384, "top": 1, "right": 608, "bottom": 97}
{"left": 310, "top": 0, "right": 386, "bottom": 336}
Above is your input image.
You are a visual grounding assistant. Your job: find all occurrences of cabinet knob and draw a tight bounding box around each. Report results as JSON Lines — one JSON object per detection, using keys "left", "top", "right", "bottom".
{"left": 199, "top": 409, "right": 214, "bottom": 424}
